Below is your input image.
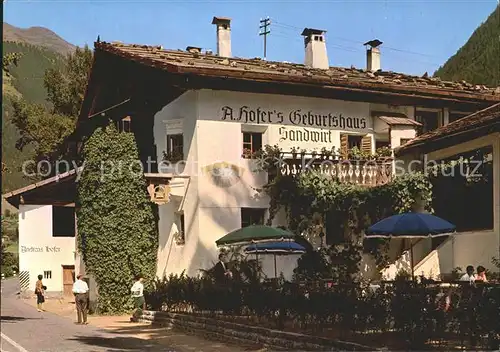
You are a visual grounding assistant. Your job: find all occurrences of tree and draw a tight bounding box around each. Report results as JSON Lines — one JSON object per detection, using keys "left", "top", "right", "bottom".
{"left": 76, "top": 123, "right": 158, "bottom": 313}
{"left": 2, "top": 52, "right": 23, "bottom": 76}
{"left": 11, "top": 45, "right": 93, "bottom": 174}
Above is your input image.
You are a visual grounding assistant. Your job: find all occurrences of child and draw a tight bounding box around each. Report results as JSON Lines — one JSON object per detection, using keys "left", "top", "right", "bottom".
{"left": 35, "top": 274, "right": 46, "bottom": 312}
{"left": 476, "top": 266, "right": 488, "bottom": 282}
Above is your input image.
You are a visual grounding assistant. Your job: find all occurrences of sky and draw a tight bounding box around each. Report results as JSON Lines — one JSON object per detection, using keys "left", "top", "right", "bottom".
{"left": 3, "top": 0, "right": 498, "bottom": 76}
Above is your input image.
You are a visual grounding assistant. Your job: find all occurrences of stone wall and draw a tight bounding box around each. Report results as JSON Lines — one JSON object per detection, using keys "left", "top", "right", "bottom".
{"left": 140, "top": 311, "right": 377, "bottom": 351}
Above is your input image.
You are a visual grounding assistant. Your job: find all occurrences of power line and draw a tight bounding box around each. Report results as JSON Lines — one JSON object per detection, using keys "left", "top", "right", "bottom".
{"left": 268, "top": 29, "right": 441, "bottom": 67}
{"left": 259, "top": 17, "right": 271, "bottom": 60}
{"left": 271, "top": 19, "right": 442, "bottom": 59}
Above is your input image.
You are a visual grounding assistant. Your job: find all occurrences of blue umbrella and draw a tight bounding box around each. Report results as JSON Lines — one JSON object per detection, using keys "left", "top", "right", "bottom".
{"left": 365, "top": 212, "right": 456, "bottom": 279}
{"left": 245, "top": 241, "right": 306, "bottom": 277}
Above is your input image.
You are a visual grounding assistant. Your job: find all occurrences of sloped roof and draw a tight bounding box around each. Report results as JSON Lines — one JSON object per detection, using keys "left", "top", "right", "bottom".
{"left": 378, "top": 116, "right": 422, "bottom": 126}
{"left": 396, "top": 102, "right": 500, "bottom": 155}
{"left": 94, "top": 41, "right": 500, "bottom": 103}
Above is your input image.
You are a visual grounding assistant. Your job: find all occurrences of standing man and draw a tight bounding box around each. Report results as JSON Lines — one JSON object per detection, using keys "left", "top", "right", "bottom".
{"left": 214, "top": 253, "right": 232, "bottom": 283}
{"left": 130, "top": 274, "right": 145, "bottom": 322}
{"left": 72, "top": 274, "right": 89, "bottom": 325}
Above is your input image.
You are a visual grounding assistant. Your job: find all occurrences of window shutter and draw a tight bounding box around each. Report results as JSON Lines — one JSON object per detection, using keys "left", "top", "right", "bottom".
{"left": 361, "top": 135, "right": 372, "bottom": 155}
{"left": 340, "top": 134, "right": 348, "bottom": 157}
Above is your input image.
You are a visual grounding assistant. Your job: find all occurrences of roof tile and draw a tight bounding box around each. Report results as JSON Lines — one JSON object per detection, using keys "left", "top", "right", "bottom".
{"left": 94, "top": 41, "right": 500, "bottom": 102}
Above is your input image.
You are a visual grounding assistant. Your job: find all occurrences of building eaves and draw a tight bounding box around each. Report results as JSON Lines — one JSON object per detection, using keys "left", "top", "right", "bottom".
{"left": 396, "top": 102, "right": 500, "bottom": 156}
{"left": 93, "top": 41, "right": 500, "bottom": 104}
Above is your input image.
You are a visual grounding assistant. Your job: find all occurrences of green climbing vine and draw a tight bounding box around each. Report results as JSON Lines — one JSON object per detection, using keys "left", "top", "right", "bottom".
{"left": 255, "top": 145, "right": 433, "bottom": 271}
{"left": 76, "top": 123, "right": 158, "bottom": 314}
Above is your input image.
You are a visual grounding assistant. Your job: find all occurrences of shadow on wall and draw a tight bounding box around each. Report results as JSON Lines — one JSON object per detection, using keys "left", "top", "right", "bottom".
{"left": 160, "top": 164, "right": 278, "bottom": 278}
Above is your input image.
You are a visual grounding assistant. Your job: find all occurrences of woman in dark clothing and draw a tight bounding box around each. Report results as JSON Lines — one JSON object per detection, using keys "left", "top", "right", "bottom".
{"left": 35, "top": 274, "right": 46, "bottom": 312}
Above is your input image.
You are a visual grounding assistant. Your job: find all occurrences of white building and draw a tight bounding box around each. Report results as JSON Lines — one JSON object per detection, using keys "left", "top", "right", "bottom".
{"left": 4, "top": 16, "right": 500, "bottom": 293}
{"left": 3, "top": 171, "right": 77, "bottom": 296}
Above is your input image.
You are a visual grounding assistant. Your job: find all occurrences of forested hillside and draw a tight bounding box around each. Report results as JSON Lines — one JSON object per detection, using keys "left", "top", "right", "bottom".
{"left": 434, "top": 5, "right": 500, "bottom": 87}
{"left": 2, "top": 42, "right": 65, "bottom": 192}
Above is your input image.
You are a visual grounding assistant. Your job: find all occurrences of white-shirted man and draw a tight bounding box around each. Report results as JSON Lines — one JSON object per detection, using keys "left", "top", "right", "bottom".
{"left": 130, "top": 274, "right": 145, "bottom": 322}
{"left": 72, "top": 274, "right": 90, "bottom": 324}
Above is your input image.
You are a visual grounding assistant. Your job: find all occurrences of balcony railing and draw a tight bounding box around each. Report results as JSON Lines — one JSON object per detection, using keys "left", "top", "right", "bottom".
{"left": 278, "top": 152, "right": 393, "bottom": 186}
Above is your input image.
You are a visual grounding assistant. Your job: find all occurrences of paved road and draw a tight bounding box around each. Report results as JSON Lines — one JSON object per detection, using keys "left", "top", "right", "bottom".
{"left": 1, "top": 278, "right": 176, "bottom": 352}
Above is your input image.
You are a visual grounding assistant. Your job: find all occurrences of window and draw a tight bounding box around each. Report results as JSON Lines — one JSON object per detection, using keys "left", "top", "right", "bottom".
{"left": 449, "top": 111, "right": 471, "bottom": 123}
{"left": 242, "top": 132, "right": 263, "bottom": 157}
{"left": 400, "top": 138, "right": 412, "bottom": 146}
{"left": 431, "top": 146, "right": 493, "bottom": 232}
{"left": 44, "top": 271, "right": 52, "bottom": 279}
{"left": 166, "top": 134, "right": 184, "bottom": 160}
{"left": 340, "top": 134, "right": 372, "bottom": 157}
{"left": 52, "top": 206, "right": 75, "bottom": 237}
{"left": 325, "top": 211, "right": 347, "bottom": 245}
{"left": 175, "top": 212, "right": 185, "bottom": 244}
{"left": 376, "top": 141, "right": 390, "bottom": 150}
{"left": 116, "top": 116, "right": 132, "bottom": 133}
{"left": 415, "top": 110, "right": 440, "bottom": 134}
{"left": 348, "top": 135, "right": 363, "bottom": 150}
{"left": 241, "top": 208, "right": 266, "bottom": 228}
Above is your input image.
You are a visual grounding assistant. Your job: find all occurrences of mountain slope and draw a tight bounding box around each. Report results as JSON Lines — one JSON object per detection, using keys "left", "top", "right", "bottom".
{"left": 3, "top": 22, "right": 75, "bottom": 55}
{"left": 434, "top": 5, "right": 500, "bottom": 87}
{"left": 2, "top": 42, "right": 65, "bottom": 193}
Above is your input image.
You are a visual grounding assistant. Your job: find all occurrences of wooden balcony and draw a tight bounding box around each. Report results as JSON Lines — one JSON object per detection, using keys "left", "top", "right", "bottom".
{"left": 278, "top": 153, "right": 393, "bottom": 186}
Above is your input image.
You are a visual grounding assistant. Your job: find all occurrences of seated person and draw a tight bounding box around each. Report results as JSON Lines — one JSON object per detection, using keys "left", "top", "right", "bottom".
{"left": 459, "top": 265, "right": 476, "bottom": 282}
{"left": 475, "top": 265, "right": 487, "bottom": 282}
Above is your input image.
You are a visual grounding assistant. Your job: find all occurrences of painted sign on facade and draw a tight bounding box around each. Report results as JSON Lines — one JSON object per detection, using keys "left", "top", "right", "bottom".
{"left": 21, "top": 245, "right": 61, "bottom": 253}
{"left": 200, "top": 90, "right": 372, "bottom": 133}
{"left": 221, "top": 105, "right": 367, "bottom": 131}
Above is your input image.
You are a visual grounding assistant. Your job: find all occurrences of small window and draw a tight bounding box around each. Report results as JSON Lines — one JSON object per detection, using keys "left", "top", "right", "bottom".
{"left": 175, "top": 212, "right": 186, "bottom": 244}
{"left": 241, "top": 208, "right": 266, "bottom": 228}
{"left": 400, "top": 138, "right": 412, "bottom": 146}
{"left": 52, "top": 206, "right": 75, "bottom": 237}
{"left": 415, "top": 110, "right": 440, "bottom": 134}
{"left": 347, "top": 135, "right": 363, "bottom": 150}
{"left": 325, "top": 211, "right": 347, "bottom": 245}
{"left": 376, "top": 141, "right": 390, "bottom": 149}
{"left": 44, "top": 271, "right": 52, "bottom": 279}
{"left": 116, "top": 116, "right": 132, "bottom": 133}
{"left": 242, "top": 132, "right": 263, "bottom": 157}
{"left": 166, "top": 134, "right": 184, "bottom": 160}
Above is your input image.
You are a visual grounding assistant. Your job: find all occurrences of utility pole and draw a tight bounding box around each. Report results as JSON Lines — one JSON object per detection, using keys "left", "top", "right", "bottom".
{"left": 259, "top": 17, "right": 271, "bottom": 60}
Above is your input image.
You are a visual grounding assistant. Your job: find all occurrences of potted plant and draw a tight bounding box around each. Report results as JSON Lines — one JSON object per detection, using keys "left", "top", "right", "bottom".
{"left": 311, "top": 150, "right": 317, "bottom": 159}
{"left": 291, "top": 147, "right": 298, "bottom": 160}
{"left": 375, "top": 146, "right": 393, "bottom": 161}
{"left": 321, "top": 147, "right": 332, "bottom": 160}
{"left": 242, "top": 148, "right": 253, "bottom": 159}
{"left": 300, "top": 148, "right": 307, "bottom": 159}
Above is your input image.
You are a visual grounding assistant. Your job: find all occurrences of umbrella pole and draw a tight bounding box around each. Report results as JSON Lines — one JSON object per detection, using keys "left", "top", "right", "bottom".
{"left": 274, "top": 254, "right": 277, "bottom": 278}
{"left": 410, "top": 240, "right": 415, "bottom": 281}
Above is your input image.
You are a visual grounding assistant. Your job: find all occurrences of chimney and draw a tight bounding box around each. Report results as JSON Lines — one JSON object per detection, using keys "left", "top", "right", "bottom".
{"left": 212, "top": 16, "right": 231, "bottom": 57}
{"left": 301, "top": 28, "right": 329, "bottom": 69}
{"left": 364, "top": 39, "right": 383, "bottom": 72}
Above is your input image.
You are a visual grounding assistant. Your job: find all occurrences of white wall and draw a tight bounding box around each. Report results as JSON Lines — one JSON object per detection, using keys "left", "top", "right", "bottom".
{"left": 18, "top": 205, "right": 75, "bottom": 294}
{"left": 199, "top": 90, "right": 372, "bottom": 152}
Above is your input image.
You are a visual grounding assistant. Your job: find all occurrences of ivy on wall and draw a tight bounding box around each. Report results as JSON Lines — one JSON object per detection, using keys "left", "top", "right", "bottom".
{"left": 256, "top": 146, "right": 433, "bottom": 271}
{"left": 76, "top": 123, "right": 158, "bottom": 314}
